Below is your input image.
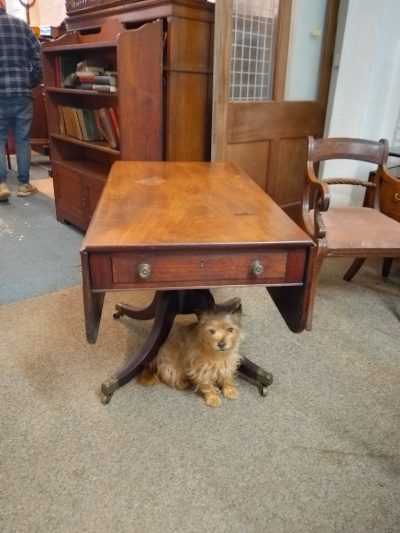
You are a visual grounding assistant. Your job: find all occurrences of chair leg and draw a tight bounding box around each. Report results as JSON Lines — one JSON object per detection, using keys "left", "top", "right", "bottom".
{"left": 343, "top": 258, "right": 366, "bottom": 282}
{"left": 381, "top": 258, "right": 393, "bottom": 278}
{"left": 305, "top": 253, "right": 324, "bottom": 331}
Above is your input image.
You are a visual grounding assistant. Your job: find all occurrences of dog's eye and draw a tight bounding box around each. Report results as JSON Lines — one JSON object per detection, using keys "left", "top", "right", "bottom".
{"left": 227, "top": 327, "right": 234, "bottom": 333}
{"left": 208, "top": 328, "right": 215, "bottom": 335}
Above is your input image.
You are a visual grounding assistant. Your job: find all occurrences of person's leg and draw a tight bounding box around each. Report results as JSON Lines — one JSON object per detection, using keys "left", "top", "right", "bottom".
{"left": 0, "top": 98, "right": 10, "bottom": 184}
{"left": 0, "top": 98, "right": 11, "bottom": 201}
{"left": 12, "top": 96, "right": 34, "bottom": 184}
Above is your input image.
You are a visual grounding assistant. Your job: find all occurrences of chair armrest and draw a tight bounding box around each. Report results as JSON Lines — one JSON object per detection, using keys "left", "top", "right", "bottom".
{"left": 301, "top": 162, "right": 330, "bottom": 240}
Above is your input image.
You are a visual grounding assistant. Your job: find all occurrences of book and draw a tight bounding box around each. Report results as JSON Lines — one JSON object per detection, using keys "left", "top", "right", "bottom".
{"left": 82, "top": 108, "right": 103, "bottom": 141}
{"left": 108, "top": 107, "right": 120, "bottom": 141}
{"left": 78, "top": 75, "right": 117, "bottom": 85}
{"left": 60, "top": 106, "right": 75, "bottom": 138}
{"left": 76, "top": 108, "right": 89, "bottom": 141}
{"left": 98, "top": 107, "right": 119, "bottom": 149}
{"left": 92, "top": 85, "right": 117, "bottom": 93}
{"left": 93, "top": 109, "right": 106, "bottom": 141}
{"left": 57, "top": 105, "right": 66, "bottom": 134}
{"left": 71, "top": 107, "right": 84, "bottom": 140}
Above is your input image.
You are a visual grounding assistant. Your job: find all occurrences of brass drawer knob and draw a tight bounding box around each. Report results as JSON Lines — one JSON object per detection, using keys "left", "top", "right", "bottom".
{"left": 394, "top": 192, "right": 400, "bottom": 202}
{"left": 250, "top": 260, "right": 264, "bottom": 277}
{"left": 137, "top": 263, "right": 151, "bottom": 279}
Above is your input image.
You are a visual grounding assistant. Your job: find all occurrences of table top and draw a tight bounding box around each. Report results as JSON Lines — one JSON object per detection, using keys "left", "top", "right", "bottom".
{"left": 82, "top": 161, "right": 313, "bottom": 252}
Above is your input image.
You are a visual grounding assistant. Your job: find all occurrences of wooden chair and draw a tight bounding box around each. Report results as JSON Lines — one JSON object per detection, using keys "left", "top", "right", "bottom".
{"left": 300, "top": 136, "right": 400, "bottom": 330}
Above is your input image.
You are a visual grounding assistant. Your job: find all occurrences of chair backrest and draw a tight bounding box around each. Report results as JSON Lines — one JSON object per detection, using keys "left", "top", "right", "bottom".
{"left": 307, "top": 136, "right": 389, "bottom": 165}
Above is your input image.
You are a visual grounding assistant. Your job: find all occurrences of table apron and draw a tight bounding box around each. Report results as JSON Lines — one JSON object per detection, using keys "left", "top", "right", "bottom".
{"left": 87, "top": 248, "right": 308, "bottom": 289}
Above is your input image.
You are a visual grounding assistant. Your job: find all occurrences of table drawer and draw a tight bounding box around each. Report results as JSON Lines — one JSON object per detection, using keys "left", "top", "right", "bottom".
{"left": 89, "top": 249, "right": 307, "bottom": 289}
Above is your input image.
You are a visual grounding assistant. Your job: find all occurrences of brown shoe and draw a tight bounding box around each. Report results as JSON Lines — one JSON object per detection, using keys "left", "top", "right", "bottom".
{"left": 0, "top": 182, "right": 11, "bottom": 202}
{"left": 17, "top": 182, "right": 38, "bottom": 197}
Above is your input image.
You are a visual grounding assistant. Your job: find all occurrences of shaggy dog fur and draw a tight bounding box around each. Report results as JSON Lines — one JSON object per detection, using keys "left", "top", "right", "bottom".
{"left": 137, "top": 311, "right": 243, "bottom": 407}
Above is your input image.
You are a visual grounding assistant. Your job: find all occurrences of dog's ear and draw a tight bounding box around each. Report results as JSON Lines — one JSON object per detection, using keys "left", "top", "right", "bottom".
{"left": 230, "top": 303, "right": 242, "bottom": 315}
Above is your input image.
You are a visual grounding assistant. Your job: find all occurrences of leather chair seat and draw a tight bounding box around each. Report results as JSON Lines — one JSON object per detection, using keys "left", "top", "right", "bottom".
{"left": 308, "top": 207, "right": 400, "bottom": 251}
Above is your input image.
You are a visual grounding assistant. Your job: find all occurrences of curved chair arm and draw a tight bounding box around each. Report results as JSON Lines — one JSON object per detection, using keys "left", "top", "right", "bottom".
{"left": 301, "top": 162, "right": 330, "bottom": 240}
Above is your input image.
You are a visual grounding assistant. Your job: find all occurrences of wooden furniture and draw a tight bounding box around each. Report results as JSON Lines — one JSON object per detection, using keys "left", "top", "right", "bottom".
{"left": 80, "top": 161, "right": 315, "bottom": 404}
{"left": 41, "top": 0, "right": 214, "bottom": 230}
{"left": 211, "top": 0, "right": 339, "bottom": 222}
{"left": 300, "top": 136, "right": 400, "bottom": 330}
{"left": 380, "top": 149, "right": 400, "bottom": 276}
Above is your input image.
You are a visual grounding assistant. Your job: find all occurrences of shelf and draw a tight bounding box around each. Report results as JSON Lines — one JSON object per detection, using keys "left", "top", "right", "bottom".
{"left": 53, "top": 159, "right": 110, "bottom": 178}
{"left": 51, "top": 133, "right": 120, "bottom": 155}
{"left": 43, "top": 41, "right": 117, "bottom": 53}
{"left": 46, "top": 87, "right": 118, "bottom": 96}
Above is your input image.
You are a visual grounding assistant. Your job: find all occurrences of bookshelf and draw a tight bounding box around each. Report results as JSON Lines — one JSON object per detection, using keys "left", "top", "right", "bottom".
{"left": 42, "top": 0, "right": 214, "bottom": 230}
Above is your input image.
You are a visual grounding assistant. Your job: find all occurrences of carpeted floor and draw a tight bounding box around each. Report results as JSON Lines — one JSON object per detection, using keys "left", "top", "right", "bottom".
{"left": 0, "top": 155, "right": 83, "bottom": 305}
{"left": 0, "top": 260, "right": 399, "bottom": 533}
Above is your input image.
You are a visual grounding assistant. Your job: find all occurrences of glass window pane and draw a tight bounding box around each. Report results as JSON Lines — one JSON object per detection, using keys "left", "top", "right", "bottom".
{"left": 284, "top": 0, "right": 328, "bottom": 101}
{"left": 230, "top": 0, "right": 280, "bottom": 102}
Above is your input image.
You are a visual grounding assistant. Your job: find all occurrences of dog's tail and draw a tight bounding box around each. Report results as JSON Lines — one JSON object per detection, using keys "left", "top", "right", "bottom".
{"left": 137, "top": 366, "right": 160, "bottom": 386}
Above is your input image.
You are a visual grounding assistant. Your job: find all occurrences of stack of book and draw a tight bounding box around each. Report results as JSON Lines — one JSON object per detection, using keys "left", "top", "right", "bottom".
{"left": 55, "top": 58, "right": 118, "bottom": 93}
{"left": 76, "top": 67, "right": 117, "bottom": 93}
{"left": 58, "top": 106, "right": 120, "bottom": 149}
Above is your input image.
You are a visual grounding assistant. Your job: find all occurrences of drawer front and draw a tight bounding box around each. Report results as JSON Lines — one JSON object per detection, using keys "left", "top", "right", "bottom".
{"left": 89, "top": 249, "right": 307, "bottom": 289}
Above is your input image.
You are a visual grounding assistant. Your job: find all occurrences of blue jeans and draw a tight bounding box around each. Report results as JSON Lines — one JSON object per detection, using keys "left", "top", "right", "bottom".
{"left": 0, "top": 96, "right": 33, "bottom": 184}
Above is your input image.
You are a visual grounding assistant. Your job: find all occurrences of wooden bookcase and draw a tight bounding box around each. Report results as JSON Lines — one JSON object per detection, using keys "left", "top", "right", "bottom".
{"left": 42, "top": 0, "right": 214, "bottom": 230}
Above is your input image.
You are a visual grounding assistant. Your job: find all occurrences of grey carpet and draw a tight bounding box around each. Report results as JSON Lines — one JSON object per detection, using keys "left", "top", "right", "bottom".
{"left": 0, "top": 159, "right": 83, "bottom": 305}
{"left": 0, "top": 260, "right": 399, "bottom": 533}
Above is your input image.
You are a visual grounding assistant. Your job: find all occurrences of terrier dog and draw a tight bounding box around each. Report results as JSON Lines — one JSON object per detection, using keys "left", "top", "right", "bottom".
{"left": 137, "top": 310, "right": 243, "bottom": 407}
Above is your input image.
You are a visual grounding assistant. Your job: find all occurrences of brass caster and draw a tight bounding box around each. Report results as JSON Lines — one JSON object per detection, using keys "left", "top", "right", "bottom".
{"left": 113, "top": 304, "right": 124, "bottom": 319}
{"left": 100, "top": 378, "right": 119, "bottom": 404}
{"left": 258, "top": 385, "right": 269, "bottom": 397}
{"left": 101, "top": 392, "right": 113, "bottom": 404}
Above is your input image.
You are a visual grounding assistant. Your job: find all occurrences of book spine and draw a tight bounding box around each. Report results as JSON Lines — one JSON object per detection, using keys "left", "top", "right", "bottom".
{"left": 91, "top": 85, "right": 117, "bottom": 93}
{"left": 98, "top": 108, "right": 119, "bottom": 150}
{"left": 108, "top": 107, "right": 120, "bottom": 141}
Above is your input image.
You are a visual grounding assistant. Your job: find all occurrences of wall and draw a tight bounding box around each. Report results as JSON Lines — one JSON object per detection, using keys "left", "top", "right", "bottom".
{"left": 4, "top": 0, "right": 66, "bottom": 26}
{"left": 323, "top": 0, "right": 400, "bottom": 205}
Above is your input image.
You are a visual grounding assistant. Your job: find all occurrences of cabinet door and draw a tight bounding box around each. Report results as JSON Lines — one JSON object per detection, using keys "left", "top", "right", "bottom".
{"left": 83, "top": 174, "right": 106, "bottom": 224}
{"left": 53, "top": 163, "right": 86, "bottom": 228}
{"left": 118, "top": 20, "right": 163, "bottom": 160}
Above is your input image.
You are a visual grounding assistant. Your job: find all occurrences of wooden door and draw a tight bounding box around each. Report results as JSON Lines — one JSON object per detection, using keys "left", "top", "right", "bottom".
{"left": 212, "top": 0, "right": 339, "bottom": 221}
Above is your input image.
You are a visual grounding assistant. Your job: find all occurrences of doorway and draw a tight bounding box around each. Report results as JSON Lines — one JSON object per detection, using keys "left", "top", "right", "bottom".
{"left": 212, "top": 0, "right": 340, "bottom": 221}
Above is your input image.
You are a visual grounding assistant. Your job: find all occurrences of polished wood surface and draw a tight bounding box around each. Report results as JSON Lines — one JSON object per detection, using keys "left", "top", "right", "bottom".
{"left": 81, "top": 161, "right": 315, "bottom": 402}
{"left": 81, "top": 160, "right": 314, "bottom": 338}
{"left": 83, "top": 161, "right": 311, "bottom": 249}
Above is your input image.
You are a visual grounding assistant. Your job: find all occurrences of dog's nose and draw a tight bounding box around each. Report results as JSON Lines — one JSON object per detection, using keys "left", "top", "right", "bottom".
{"left": 218, "top": 341, "right": 226, "bottom": 350}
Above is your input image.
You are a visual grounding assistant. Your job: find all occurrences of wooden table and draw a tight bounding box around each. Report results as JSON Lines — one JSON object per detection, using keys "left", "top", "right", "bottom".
{"left": 80, "top": 161, "right": 315, "bottom": 403}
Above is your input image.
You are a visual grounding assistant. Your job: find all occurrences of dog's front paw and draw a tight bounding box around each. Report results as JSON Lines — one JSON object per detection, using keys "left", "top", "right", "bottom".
{"left": 222, "top": 384, "right": 238, "bottom": 400}
{"left": 204, "top": 393, "right": 221, "bottom": 407}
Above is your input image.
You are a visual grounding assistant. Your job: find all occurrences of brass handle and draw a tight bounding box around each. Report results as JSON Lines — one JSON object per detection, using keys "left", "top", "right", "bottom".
{"left": 137, "top": 263, "right": 151, "bottom": 279}
{"left": 250, "top": 260, "right": 264, "bottom": 277}
{"left": 394, "top": 192, "right": 400, "bottom": 202}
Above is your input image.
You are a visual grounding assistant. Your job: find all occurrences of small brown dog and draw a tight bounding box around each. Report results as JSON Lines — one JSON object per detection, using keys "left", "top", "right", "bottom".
{"left": 137, "top": 310, "right": 243, "bottom": 407}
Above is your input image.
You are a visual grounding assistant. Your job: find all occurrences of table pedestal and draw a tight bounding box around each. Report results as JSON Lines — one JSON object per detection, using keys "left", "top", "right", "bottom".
{"left": 100, "top": 289, "right": 273, "bottom": 404}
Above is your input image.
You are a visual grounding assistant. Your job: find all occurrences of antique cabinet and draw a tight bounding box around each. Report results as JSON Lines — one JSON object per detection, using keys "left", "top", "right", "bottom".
{"left": 42, "top": 0, "right": 214, "bottom": 230}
